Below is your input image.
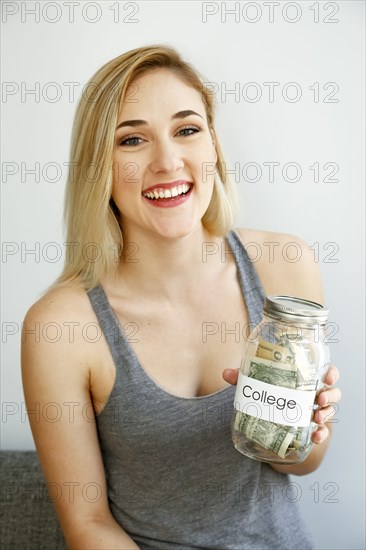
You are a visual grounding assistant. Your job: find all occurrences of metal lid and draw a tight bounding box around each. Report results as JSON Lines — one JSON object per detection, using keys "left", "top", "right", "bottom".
{"left": 264, "top": 295, "right": 329, "bottom": 324}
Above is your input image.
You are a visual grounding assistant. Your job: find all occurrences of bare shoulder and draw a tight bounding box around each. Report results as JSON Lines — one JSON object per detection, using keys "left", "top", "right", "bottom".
{"left": 23, "top": 285, "right": 97, "bottom": 343}
{"left": 234, "top": 227, "right": 324, "bottom": 304}
{"left": 24, "top": 285, "right": 92, "bottom": 323}
{"left": 234, "top": 226, "right": 309, "bottom": 250}
{"left": 22, "top": 285, "right": 102, "bottom": 382}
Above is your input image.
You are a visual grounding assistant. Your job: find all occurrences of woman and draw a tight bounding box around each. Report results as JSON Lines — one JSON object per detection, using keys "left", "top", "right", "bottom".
{"left": 21, "top": 45, "right": 341, "bottom": 549}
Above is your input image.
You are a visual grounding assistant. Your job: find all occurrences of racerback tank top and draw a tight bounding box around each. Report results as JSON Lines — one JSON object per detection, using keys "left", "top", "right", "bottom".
{"left": 87, "top": 229, "right": 315, "bottom": 550}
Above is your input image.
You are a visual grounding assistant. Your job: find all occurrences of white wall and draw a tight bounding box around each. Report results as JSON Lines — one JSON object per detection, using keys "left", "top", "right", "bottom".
{"left": 1, "top": 1, "right": 365, "bottom": 549}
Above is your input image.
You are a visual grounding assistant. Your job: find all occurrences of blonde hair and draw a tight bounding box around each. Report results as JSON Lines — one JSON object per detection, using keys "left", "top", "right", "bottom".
{"left": 47, "top": 44, "right": 237, "bottom": 292}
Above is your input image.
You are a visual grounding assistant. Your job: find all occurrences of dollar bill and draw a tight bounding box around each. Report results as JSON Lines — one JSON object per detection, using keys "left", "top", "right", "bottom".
{"left": 237, "top": 413, "right": 296, "bottom": 459}
{"left": 278, "top": 335, "right": 318, "bottom": 390}
{"left": 256, "top": 339, "right": 295, "bottom": 365}
{"left": 258, "top": 337, "right": 318, "bottom": 390}
{"left": 288, "top": 424, "right": 311, "bottom": 451}
{"left": 245, "top": 355, "right": 297, "bottom": 389}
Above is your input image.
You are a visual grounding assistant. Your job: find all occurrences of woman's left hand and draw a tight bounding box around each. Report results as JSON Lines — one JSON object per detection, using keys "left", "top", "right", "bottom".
{"left": 311, "top": 364, "right": 341, "bottom": 444}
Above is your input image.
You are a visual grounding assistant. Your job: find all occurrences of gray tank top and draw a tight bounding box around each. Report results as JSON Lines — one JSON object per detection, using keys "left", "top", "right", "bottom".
{"left": 87, "top": 230, "right": 314, "bottom": 550}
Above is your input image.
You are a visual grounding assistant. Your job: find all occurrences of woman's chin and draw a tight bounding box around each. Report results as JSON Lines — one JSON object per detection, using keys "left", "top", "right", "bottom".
{"left": 149, "top": 219, "right": 202, "bottom": 241}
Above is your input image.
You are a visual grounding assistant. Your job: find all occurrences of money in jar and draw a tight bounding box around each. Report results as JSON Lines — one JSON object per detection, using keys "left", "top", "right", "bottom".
{"left": 231, "top": 295, "right": 330, "bottom": 464}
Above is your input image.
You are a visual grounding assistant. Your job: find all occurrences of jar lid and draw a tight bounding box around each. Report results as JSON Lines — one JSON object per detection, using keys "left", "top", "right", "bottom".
{"left": 264, "top": 295, "right": 329, "bottom": 324}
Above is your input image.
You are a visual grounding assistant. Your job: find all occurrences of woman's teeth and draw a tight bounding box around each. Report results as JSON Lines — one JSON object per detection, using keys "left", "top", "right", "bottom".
{"left": 142, "top": 183, "right": 191, "bottom": 200}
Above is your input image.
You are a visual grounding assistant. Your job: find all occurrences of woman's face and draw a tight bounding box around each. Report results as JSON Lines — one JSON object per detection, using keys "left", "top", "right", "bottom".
{"left": 112, "top": 68, "right": 217, "bottom": 240}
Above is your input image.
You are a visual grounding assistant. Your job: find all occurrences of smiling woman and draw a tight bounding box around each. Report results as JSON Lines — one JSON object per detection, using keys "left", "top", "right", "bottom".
{"left": 21, "top": 44, "right": 341, "bottom": 550}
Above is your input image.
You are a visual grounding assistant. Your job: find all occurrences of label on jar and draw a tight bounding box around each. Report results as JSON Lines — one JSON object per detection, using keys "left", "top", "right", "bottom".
{"left": 234, "top": 372, "right": 316, "bottom": 428}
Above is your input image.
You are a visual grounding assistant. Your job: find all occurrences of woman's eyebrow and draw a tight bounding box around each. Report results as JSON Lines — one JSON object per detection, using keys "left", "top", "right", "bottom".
{"left": 116, "top": 119, "right": 146, "bottom": 130}
{"left": 115, "top": 110, "right": 203, "bottom": 131}
{"left": 172, "top": 110, "right": 203, "bottom": 120}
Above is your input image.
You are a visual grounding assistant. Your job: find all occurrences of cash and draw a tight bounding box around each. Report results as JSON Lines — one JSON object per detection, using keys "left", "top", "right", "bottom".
{"left": 244, "top": 355, "right": 297, "bottom": 389}
{"left": 279, "top": 335, "right": 318, "bottom": 391}
{"left": 236, "top": 339, "right": 315, "bottom": 459}
{"left": 236, "top": 412, "right": 297, "bottom": 459}
{"left": 256, "top": 339, "right": 295, "bottom": 365}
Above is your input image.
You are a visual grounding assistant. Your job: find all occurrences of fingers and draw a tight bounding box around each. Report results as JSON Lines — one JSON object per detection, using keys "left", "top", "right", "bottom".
{"left": 314, "top": 404, "right": 337, "bottom": 424}
{"left": 222, "top": 368, "right": 239, "bottom": 385}
{"left": 312, "top": 425, "right": 329, "bottom": 445}
{"left": 317, "top": 387, "right": 341, "bottom": 408}
{"left": 324, "top": 364, "right": 340, "bottom": 386}
{"left": 312, "top": 364, "right": 341, "bottom": 440}
{"left": 316, "top": 365, "right": 341, "bottom": 416}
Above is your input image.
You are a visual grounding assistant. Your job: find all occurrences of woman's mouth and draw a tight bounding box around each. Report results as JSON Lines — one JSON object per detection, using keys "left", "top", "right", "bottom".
{"left": 142, "top": 182, "right": 193, "bottom": 208}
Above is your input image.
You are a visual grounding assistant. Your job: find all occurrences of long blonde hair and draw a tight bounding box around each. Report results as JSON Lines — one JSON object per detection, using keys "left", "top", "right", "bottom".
{"left": 47, "top": 44, "right": 236, "bottom": 292}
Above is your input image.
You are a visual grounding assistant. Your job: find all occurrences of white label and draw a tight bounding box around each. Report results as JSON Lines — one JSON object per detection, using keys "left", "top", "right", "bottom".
{"left": 234, "top": 372, "right": 316, "bottom": 428}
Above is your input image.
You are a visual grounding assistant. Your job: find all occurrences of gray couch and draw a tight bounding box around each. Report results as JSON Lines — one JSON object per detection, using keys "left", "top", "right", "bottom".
{"left": 1, "top": 451, "right": 66, "bottom": 549}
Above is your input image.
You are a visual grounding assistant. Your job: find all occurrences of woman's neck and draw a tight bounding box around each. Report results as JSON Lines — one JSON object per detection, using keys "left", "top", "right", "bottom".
{"left": 106, "top": 224, "right": 230, "bottom": 302}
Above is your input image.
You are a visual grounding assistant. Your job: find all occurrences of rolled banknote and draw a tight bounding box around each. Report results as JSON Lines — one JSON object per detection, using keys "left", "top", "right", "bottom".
{"left": 256, "top": 339, "right": 295, "bottom": 365}
{"left": 280, "top": 336, "right": 318, "bottom": 389}
{"left": 236, "top": 412, "right": 296, "bottom": 459}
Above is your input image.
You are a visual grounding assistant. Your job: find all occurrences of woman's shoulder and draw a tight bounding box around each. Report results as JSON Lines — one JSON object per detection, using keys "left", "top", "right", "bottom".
{"left": 233, "top": 226, "right": 309, "bottom": 250}
{"left": 233, "top": 227, "right": 324, "bottom": 304}
{"left": 24, "top": 284, "right": 92, "bottom": 325}
{"left": 21, "top": 284, "right": 104, "bottom": 390}
{"left": 22, "top": 284, "right": 99, "bottom": 358}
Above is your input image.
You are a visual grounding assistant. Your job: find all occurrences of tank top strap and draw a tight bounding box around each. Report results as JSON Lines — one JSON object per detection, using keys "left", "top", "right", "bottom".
{"left": 86, "top": 284, "right": 135, "bottom": 369}
{"left": 225, "top": 229, "right": 266, "bottom": 328}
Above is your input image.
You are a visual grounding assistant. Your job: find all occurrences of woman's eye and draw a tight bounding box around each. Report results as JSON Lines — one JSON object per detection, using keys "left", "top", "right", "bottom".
{"left": 118, "top": 126, "right": 200, "bottom": 146}
{"left": 177, "top": 125, "right": 200, "bottom": 137}
{"left": 119, "top": 136, "right": 143, "bottom": 147}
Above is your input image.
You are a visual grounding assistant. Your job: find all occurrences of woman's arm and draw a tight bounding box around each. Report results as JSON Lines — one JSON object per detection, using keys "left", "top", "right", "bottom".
{"left": 66, "top": 515, "right": 140, "bottom": 549}
{"left": 21, "top": 288, "right": 140, "bottom": 549}
{"left": 225, "top": 228, "right": 342, "bottom": 476}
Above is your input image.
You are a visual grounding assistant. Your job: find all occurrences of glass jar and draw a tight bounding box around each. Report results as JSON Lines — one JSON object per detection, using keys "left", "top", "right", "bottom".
{"left": 232, "top": 295, "right": 330, "bottom": 464}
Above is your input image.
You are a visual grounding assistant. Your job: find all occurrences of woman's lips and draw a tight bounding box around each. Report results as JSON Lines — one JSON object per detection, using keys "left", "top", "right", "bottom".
{"left": 142, "top": 180, "right": 193, "bottom": 194}
{"left": 142, "top": 184, "right": 193, "bottom": 208}
{"left": 142, "top": 182, "right": 192, "bottom": 200}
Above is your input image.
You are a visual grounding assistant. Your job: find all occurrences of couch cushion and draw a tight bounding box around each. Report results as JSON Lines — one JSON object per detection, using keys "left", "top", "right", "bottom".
{"left": 1, "top": 451, "right": 66, "bottom": 549}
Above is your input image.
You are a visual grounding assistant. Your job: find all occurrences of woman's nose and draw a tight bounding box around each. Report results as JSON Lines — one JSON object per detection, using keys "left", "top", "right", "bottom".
{"left": 149, "top": 139, "right": 184, "bottom": 174}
